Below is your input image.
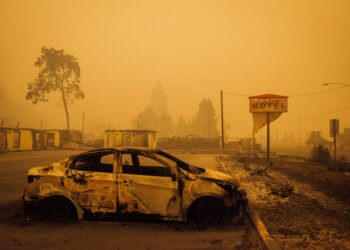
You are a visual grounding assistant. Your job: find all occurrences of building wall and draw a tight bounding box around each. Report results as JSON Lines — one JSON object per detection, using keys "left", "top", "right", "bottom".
{"left": 6, "top": 130, "right": 16, "bottom": 150}
{"left": 0, "top": 128, "right": 83, "bottom": 151}
{"left": 147, "top": 133, "right": 158, "bottom": 149}
{"left": 104, "top": 130, "right": 158, "bottom": 148}
{"left": 4, "top": 129, "right": 33, "bottom": 151}
{"left": 44, "top": 131, "right": 60, "bottom": 147}
{"left": 0, "top": 131, "right": 6, "bottom": 150}
{"left": 19, "top": 130, "right": 33, "bottom": 150}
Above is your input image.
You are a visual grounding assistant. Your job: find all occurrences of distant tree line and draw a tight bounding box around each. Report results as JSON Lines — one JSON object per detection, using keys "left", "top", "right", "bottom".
{"left": 176, "top": 98, "right": 219, "bottom": 138}
{"left": 132, "top": 83, "right": 219, "bottom": 138}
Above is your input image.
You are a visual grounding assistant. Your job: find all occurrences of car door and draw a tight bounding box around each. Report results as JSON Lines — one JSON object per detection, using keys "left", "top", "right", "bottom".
{"left": 64, "top": 151, "right": 118, "bottom": 214}
{"left": 117, "top": 152, "right": 181, "bottom": 217}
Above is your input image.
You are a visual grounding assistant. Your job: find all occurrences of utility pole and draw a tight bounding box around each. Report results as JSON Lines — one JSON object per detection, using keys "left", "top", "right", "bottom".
{"left": 330, "top": 119, "right": 339, "bottom": 162}
{"left": 334, "top": 133, "right": 337, "bottom": 162}
{"left": 220, "top": 90, "right": 224, "bottom": 150}
{"left": 298, "top": 116, "right": 302, "bottom": 142}
{"left": 82, "top": 112, "right": 85, "bottom": 140}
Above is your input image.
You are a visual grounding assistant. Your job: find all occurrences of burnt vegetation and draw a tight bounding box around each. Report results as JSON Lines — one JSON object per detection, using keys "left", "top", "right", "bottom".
{"left": 311, "top": 145, "right": 332, "bottom": 165}
{"left": 311, "top": 145, "right": 350, "bottom": 172}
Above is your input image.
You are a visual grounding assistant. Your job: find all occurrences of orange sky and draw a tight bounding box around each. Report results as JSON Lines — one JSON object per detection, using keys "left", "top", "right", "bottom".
{"left": 0, "top": 0, "right": 349, "bottom": 140}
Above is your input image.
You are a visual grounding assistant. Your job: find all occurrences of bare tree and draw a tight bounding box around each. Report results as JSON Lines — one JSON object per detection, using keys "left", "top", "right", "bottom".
{"left": 26, "top": 47, "right": 84, "bottom": 130}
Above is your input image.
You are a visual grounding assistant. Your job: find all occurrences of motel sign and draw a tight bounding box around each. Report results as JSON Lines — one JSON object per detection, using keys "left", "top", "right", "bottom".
{"left": 249, "top": 94, "right": 288, "bottom": 113}
{"left": 249, "top": 94, "right": 288, "bottom": 161}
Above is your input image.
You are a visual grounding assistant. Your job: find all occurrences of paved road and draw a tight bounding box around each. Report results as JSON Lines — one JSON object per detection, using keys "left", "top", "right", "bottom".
{"left": 0, "top": 150, "right": 256, "bottom": 250}
{"left": 0, "top": 150, "right": 84, "bottom": 206}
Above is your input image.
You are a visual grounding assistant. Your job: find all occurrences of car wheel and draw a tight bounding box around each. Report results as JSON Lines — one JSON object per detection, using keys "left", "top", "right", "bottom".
{"left": 194, "top": 198, "right": 222, "bottom": 225}
{"left": 48, "top": 196, "right": 74, "bottom": 220}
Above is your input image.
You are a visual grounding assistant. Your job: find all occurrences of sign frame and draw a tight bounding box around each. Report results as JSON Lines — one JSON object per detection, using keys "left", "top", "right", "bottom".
{"left": 248, "top": 94, "right": 288, "bottom": 161}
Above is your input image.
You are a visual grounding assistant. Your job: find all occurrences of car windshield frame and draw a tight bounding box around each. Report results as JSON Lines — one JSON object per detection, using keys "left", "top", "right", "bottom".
{"left": 155, "top": 150, "right": 205, "bottom": 174}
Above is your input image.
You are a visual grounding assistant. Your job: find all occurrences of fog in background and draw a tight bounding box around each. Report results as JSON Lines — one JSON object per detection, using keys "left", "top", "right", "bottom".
{"left": 1, "top": 0, "right": 349, "bottom": 141}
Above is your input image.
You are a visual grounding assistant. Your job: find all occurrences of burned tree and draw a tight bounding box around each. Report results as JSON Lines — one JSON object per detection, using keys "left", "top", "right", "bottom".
{"left": 26, "top": 47, "right": 84, "bottom": 130}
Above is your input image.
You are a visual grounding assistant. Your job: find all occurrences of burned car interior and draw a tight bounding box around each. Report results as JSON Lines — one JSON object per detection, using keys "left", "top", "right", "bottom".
{"left": 121, "top": 152, "right": 172, "bottom": 177}
{"left": 71, "top": 151, "right": 114, "bottom": 173}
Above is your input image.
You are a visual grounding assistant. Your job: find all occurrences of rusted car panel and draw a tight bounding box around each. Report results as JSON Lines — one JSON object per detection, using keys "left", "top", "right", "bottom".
{"left": 24, "top": 147, "right": 247, "bottom": 223}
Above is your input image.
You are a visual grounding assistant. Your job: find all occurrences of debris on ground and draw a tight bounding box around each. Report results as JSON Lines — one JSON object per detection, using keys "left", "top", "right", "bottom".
{"left": 249, "top": 163, "right": 272, "bottom": 177}
{"left": 269, "top": 179, "right": 294, "bottom": 197}
{"left": 223, "top": 153, "right": 350, "bottom": 249}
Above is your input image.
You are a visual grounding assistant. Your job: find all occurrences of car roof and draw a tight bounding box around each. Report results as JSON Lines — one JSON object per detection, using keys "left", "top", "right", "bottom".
{"left": 71, "top": 147, "right": 159, "bottom": 159}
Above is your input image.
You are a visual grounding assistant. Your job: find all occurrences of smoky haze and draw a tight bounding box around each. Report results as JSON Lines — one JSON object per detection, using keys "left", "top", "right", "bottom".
{"left": 1, "top": 0, "right": 350, "bottom": 141}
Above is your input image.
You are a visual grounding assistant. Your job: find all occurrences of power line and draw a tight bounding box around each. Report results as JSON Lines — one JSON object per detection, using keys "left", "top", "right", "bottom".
{"left": 279, "top": 103, "right": 350, "bottom": 125}
{"left": 223, "top": 91, "right": 249, "bottom": 97}
{"left": 302, "top": 104, "right": 350, "bottom": 122}
{"left": 223, "top": 86, "right": 346, "bottom": 98}
{"left": 289, "top": 86, "right": 346, "bottom": 97}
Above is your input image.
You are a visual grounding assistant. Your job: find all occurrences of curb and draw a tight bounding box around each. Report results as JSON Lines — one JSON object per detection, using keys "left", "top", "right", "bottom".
{"left": 216, "top": 155, "right": 282, "bottom": 250}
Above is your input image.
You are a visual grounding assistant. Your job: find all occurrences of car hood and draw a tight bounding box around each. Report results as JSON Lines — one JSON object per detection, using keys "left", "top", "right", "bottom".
{"left": 193, "top": 168, "right": 240, "bottom": 188}
{"left": 28, "top": 159, "right": 69, "bottom": 176}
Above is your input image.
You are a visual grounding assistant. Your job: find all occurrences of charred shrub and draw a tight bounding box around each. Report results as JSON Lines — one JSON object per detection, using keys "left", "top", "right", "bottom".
{"left": 335, "top": 156, "right": 350, "bottom": 172}
{"left": 270, "top": 178, "right": 294, "bottom": 197}
{"left": 311, "top": 146, "right": 331, "bottom": 165}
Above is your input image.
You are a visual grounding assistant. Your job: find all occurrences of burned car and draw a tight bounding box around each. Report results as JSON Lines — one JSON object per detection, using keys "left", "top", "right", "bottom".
{"left": 24, "top": 147, "right": 247, "bottom": 224}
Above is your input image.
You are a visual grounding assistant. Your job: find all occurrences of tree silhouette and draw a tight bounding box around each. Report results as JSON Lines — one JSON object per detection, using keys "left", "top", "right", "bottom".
{"left": 176, "top": 116, "right": 187, "bottom": 136}
{"left": 132, "top": 108, "right": 159, "bottom": 130}
{"left": 149, "top": 82, "right": 167, "bottom": 116}
{"left": 26, "top": 47, "right": 84, "bottom": 130}
{"left": 159, "top": 112, "right": 174, "bottom": 137}
{"left": 192, "top": 98, "right": 219, "bottom": 137}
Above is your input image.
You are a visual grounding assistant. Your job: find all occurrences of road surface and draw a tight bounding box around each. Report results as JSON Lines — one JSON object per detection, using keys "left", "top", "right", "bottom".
{"left": 0, "top": 150, "right": 261, "bottom": 250}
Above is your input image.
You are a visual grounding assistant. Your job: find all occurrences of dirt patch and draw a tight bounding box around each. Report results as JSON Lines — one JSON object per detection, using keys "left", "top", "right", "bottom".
{"left": 273, "top": 162, "right": 350, "bottom": 207}
{"left": 224, "top": 154, "right": 350, "bottom": 249}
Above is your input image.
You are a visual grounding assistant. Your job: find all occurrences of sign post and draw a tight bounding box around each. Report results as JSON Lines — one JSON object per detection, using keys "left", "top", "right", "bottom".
{"left": 266, "top": 112, "right": 270, "bottom": 161}
{"left": 249, "top": 94, "right": 288, "bottom": 161}
{"left": 330, "top": 119, "right": 339, "bottom": 162}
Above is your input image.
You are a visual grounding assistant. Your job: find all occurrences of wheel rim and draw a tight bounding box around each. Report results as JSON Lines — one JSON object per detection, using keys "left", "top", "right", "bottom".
{"left": 50, "top": 198, "right": 72, "bottom": 220}
{"left": 196, "top": 200, "right": 221, "bottom": 224}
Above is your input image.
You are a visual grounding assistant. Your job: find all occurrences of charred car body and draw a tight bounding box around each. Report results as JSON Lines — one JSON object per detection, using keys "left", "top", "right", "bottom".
{"left": 24, "top": 147, "right": 247, "bottom": 224}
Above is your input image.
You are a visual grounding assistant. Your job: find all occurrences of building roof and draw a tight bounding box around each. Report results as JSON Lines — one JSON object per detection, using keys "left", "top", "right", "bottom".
{"left": 249, "top": 94, "right": 288, "bottom": 99}
{"left": 0, "top": 127, "right": 81, "bottom": 132}
{"left": 70, "top": 147, "right": 159, "bottom": 159}
{"left": 105, "top": 129, "right": 157, "bottom": 133}
{"left": 306, "top": 137, "right": 331, "bottom": 145}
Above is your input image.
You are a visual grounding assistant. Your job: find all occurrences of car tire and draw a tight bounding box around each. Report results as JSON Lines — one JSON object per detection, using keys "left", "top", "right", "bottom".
{"left": 48, "top": 196, "right": 75, "bottom": 221}
{"left": 194, "top": 198, "right": 222, "bottom": 226}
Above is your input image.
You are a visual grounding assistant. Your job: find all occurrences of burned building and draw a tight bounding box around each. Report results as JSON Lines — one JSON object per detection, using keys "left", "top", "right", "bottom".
{"left": 339, "top": 128, "right": 350, "bottom": 146}
{"left": 0, "top": 128, "right": 82, "bottom": 152}
{"left": 158, "top": 135, "right": 220, "bottom": 151}
{"left": 305, "top": 131, "right": 332, "bottom": 149}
